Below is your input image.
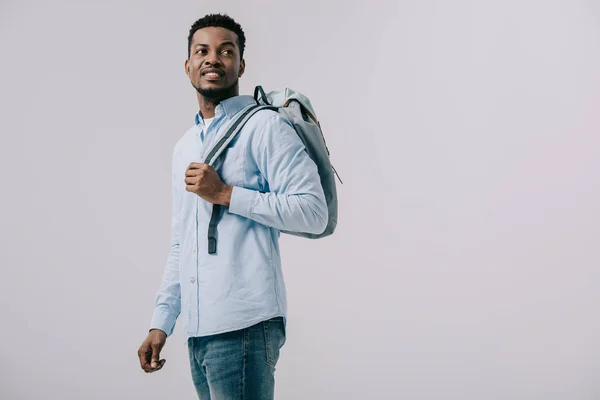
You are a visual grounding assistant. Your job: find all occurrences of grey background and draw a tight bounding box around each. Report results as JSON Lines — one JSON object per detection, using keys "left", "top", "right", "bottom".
{"left": 1, "top": 0, "right": 599, "bottom": 399}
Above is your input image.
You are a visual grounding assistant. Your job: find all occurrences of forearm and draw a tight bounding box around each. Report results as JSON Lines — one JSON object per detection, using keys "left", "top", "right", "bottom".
{"left": 228, "top": 186, "right": 328, "bottom": 234}
{"left": 150, "top": 154, "right": 182, "bottom": 337}
{"left": 150, "top": 244, "right": 181, "bottom": 336}
{"left": 226, "top": 112, "right": 328, "bottom": 234}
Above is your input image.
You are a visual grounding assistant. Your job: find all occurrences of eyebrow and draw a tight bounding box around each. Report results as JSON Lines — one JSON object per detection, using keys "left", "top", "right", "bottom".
{"left": 193, "top": 41, "right": 237, "bottom": 48}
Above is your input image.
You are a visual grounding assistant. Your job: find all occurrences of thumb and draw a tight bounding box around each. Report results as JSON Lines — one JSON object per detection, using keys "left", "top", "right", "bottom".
{"left": 151, "top": 343, "right": 162, "bottom": 369}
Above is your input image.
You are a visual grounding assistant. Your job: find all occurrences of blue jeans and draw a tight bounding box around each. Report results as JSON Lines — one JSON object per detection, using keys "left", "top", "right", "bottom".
{"left": 187, "top": 317, "right": 286, "bottom": 399}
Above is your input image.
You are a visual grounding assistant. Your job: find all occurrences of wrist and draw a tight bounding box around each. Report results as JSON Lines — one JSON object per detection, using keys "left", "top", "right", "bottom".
{"left": 218, "top": 185, "right": 233, "bottom": 206}
{"left": 149, "top": 328, "right": 167, "bottom": 338}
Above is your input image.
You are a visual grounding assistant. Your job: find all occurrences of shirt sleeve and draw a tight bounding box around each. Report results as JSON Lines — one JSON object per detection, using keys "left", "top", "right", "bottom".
{"left": 149, "top": 150, "right": 182, "bottom": 336}
{"left": 228, "top": 112, "right": 328, "bottom": 234}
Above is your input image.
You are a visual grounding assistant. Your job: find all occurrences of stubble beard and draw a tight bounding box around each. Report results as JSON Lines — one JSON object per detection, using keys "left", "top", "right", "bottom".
{"left": 195, "top": 78, "right": 239, "bottom": 101}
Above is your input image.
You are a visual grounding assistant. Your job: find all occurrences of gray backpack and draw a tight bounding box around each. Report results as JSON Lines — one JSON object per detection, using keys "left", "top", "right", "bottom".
{"left": 203, "top": 85, "right": 342, "bottom": 254}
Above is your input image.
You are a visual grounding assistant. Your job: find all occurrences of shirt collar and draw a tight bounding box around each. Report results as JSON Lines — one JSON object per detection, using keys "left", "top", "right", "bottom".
{"left": 194, "top": 95, "right": 256, "bottom": 126}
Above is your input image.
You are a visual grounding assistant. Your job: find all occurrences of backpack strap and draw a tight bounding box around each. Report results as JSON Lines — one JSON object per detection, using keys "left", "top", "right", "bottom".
{"left": 254, "top": 85, "right": 271, "bottom": 105}
{"left": 206, "top": 103, "right": 277, "bottom": 254}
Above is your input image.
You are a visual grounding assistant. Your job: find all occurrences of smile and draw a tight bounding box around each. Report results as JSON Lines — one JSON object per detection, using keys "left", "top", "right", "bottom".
{"left": 201, "top": 68, "right": 223, "bottom": 80}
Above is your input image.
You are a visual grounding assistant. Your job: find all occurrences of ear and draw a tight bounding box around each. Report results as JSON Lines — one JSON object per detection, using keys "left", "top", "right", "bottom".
{"left": 184, "top": 59, "right": 191, "bottom": 79}
{"left": 238, "top": 58, "right": 246, "bottom": 78}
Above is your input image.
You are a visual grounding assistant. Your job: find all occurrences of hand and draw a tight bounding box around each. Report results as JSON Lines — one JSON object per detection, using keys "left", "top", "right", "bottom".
{"left": 137, "top": 329, "right": 167, "bottom": 373}
{"left": 185, "top": 162, "right": 233, "bottom": 206}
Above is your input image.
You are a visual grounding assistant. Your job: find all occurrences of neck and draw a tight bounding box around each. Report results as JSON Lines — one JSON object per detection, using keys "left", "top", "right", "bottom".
{"left": 196, "top": 85, "right": 239, "bottom": 119}
{"left": 197, "top": 94, "right": 219, "bottom": 119}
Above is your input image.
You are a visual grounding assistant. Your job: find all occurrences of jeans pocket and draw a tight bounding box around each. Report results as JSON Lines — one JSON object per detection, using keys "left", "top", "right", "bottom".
{"left": 263, "top": 317, "right": 286, "bottom": 368}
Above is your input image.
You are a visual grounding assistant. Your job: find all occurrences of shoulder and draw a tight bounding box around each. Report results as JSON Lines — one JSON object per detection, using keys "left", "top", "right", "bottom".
{"left": 244, "top": 108, "right": 299, "bottom": 151}
{"left": 246, "top": 108, "right": 290, "bottom": 129}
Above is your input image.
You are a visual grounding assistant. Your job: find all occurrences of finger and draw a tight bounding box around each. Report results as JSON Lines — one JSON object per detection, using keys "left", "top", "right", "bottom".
{"left": 139, "top": 347, "right": 155, "bottom": 373}
{"left": 145, "top": 359, "right": 165, "bottom": 373}
{"left": 144, "top": 358, "right": 166, "bottom": 374}
{"left": 185, "top": 175, "right": 202, "bottom": 183}
{"left": 185, "top": 183, "right": 199, "bottom": 191}
{"left": 186, "top": 167, "right": 206, "bottom": 177}
{"left": 154, "top": 359, "right": 166, "bottom": 371}
{"left": 138, "top": 344, "right": 150, "bottom": 369}
{"left": 150, "top": 343, "right": 162, "bottom": 369}
{"left": 187, "top": 162, "right": 205, "bottom": 170}
{"left": 143, "top": 362, "right": 154, "bottom": 373}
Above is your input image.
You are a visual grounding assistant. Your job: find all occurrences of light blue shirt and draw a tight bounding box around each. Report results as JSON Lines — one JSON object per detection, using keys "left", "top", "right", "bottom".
{"left": 149, "top": 95, "right": 328, "bottom": 339}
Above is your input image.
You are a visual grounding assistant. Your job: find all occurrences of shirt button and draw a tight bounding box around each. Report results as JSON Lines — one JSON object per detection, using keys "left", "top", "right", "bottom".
{"left": 190, "top": 277, "right": 196, "bottom": 284}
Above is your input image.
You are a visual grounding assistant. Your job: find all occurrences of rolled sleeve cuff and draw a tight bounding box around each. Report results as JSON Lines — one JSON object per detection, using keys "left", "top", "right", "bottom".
{"left": 149, "top": 307, "right": 178, "bottom": 337}
{"left": 229, "top": 186, "right": 257, "bottom": 218}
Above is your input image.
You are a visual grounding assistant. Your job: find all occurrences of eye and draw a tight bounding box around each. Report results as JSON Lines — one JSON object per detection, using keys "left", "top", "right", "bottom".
{"left": 196, "top": 48, "right": 207, "bottom": 55}
{"left": 222, "top": 49, "right": 233, "bottom": 56}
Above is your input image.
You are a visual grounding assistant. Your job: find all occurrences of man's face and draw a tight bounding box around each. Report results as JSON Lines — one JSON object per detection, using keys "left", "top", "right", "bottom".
{"left": 185, "top": 26, "right": 245, "bottom": 100}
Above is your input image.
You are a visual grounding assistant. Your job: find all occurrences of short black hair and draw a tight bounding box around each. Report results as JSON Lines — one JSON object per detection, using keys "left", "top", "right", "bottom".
{"left": 187, "top": 14, "right": 246, "bottom": 60}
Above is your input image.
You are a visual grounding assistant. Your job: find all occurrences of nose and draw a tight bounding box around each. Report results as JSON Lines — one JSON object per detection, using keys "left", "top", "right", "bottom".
{"left": 204, "top": 49, "right": 221, "bottom": 66}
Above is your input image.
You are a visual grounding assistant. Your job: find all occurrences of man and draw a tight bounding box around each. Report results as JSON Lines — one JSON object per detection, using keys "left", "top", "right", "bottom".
{"left": 137, "top": 13, "right": 328, "bottom": 399}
